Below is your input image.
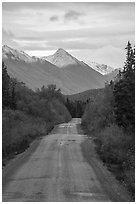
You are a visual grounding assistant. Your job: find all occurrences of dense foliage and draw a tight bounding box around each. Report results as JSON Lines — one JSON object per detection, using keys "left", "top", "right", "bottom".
{"left": 2, "top": 63, "right": 71, "bottom": 161}
{"left": 81, "top": 42, "right": 135, "bottom": 199}
{"left": 2, "top": 62, "right": 16, "bottom": 109}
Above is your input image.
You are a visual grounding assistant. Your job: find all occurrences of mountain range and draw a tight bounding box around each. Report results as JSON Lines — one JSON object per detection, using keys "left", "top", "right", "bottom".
{"left": 2, "top": 45, "right": 119, "bottom": 94}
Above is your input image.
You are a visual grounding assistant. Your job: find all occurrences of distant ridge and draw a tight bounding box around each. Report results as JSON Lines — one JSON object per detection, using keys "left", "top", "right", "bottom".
{"left": 64, "top": 88, "right": 105, "bottom": 102}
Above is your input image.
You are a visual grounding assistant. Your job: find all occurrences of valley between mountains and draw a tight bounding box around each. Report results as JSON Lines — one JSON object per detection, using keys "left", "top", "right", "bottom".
{"left": 2, "top": 45, "right": 119, "bottom": 94}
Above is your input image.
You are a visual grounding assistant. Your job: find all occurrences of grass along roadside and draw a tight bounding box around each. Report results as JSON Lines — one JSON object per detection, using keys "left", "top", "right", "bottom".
{"left": 80, "top": 136, "right": 133, "bottom": 202}
{"left": 80, "top": 123, "right": 134, "bottom": 201}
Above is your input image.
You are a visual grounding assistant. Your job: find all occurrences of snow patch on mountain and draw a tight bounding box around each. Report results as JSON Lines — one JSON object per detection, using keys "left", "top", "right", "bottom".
{"left": 2, "top": 45, "right": 35, "bottom": 63}
{"left": 85, "top": 61, "right": 115, "bottom": 75}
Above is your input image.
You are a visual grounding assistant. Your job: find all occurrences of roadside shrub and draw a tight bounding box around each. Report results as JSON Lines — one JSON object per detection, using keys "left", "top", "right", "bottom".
{"left": 50, "top": 98, "right": 71, "bottom": 124}
{"left": 82, "top": 83, "right": 114, "bottom": 134}
{"left": 94, "top": 124, "right": 134, "bottom": 198}
{"left": 96, "top": 125, "right": 131, "bottom": 163}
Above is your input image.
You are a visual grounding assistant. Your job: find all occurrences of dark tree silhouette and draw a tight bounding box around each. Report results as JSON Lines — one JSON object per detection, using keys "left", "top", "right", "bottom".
{"left": 2, "top": 62, "right": 10, "bottom": 108}
{"left": 113, "top": 41, "right": 135, "bottom": 131}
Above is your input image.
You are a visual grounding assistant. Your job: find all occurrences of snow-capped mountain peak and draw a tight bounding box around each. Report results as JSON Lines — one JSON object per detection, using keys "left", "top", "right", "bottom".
{"left": 56, "top": 48, "right": 67, "bottom": 54}
{"left": 2, "top": 45, "right": 33, "bottom": 63}
{"left": 42, "top": 48, "right": 79, "bottom": 68}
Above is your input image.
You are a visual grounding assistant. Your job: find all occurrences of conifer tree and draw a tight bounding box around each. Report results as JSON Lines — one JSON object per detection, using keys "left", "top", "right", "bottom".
{"left": 113, "top": 41, "right": 135, "bottom": 131}
{"left": 2, "top": 62, "right": 10, "bottom": 108}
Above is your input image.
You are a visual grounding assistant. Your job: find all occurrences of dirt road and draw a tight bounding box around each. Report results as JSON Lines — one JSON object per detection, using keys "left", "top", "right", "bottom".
{"left": 2, "top": 118, "right": 131, "bottom": 201}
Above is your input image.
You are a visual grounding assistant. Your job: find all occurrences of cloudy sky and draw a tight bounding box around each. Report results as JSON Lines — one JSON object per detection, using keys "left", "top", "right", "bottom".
{"left": 2, "top": 2, "right": 135, "bottom": 67}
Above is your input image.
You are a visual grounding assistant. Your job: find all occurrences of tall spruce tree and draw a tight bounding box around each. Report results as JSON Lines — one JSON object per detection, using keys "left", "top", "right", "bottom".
{"left": 113, "top": 41, "right": 135, "bottom": 131}
{"left": 2, "top": 62, "right": 10, "bottom": 108}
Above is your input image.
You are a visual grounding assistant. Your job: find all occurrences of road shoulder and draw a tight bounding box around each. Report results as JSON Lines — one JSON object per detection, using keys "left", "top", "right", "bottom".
{"left": 2, "top": 137, "right": 41, "bottom": 186}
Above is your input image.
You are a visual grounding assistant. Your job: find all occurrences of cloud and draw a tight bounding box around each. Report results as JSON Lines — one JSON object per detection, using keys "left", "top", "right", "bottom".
{"left": 45, "top": 38, "right": 107, "bottom": 50}
{"left": 18, "top": 45, "right": 51, "bottom": 51}
{"left": 2, "top": 28, "right": 14, "bottom": 43}
{"left": 15, "top": 24, "right": 134, "bottom": 44}
{"left": 64, "top": 10, "right": 83, "bottom": 21}
{"left": 2, "top": 29, "right": 19, "bottom": 48}
{"left": 50, "top": 15, "right": 59, "bottom": 21}
{"left": 2, "top": 2, "right": 135, "bottom": 67}
{"left": 2, "top": 29, "right": 14, "bottom": 39}
{"left": 2, "top": 2, "right": 62, "bottom": 11}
